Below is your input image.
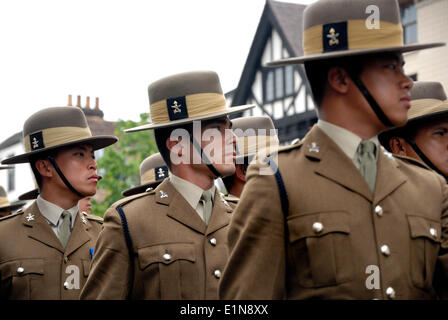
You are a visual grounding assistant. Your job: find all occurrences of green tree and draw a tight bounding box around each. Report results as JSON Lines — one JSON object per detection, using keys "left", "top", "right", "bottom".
{"left": 91, "top": 113, "right": 158, "bottom": 217}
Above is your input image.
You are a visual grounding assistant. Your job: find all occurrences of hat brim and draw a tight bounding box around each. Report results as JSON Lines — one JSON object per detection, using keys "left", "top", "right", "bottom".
{"left": 2, "top": 135, "right": 118, "bottom": 164}
{"left": 121, "top": 181, "right": 162, "bottom": 197}
{"left": 18, "top": 188, "right": 39, "bottom": 201}
{"left": 266, "top": 42, "right": 445, "bottom": 66}
{"left": 0, "top": 201, "right": 27, "bottom": 211}
{"left": 0, "top": 165, "right": 14, "bottom": 170}
{"left": 125, "top": 104, "right": 255, "bottom": 133}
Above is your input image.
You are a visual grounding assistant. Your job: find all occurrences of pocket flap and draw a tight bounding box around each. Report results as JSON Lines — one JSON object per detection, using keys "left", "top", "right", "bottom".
{"left": 287, "top": 211, "right": 350, "bottom": 243}
{"left": 137, "top": 243, "right": 196, "bottom": 270}
{"left": 0, "top": 258, "right": 44, "bottom": 279}
{"left": 407, "top": 215, "right": 441, "bottom": 242}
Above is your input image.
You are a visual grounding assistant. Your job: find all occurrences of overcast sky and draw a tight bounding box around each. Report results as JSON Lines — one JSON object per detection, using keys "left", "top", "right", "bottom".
{"left": 0, "top": 0, "right": 317, "bottom": 144}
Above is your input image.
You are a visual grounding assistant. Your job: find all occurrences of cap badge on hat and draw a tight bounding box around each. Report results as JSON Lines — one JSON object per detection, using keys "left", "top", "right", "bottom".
{"left": 156, "top": 166, "right": 168, "bottom": 180}
{"left": 167, "top": 96, "right": 189, "bottom": 121}
{"left": 30, "top": 132, "right": 45, "bottom": 150}
{"left": 323, "top": 22, "right": 347, "bottom": 52}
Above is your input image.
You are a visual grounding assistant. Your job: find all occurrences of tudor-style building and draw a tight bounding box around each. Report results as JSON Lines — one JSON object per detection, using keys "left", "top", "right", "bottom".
{"left": 230, "top": 0, "right": 315, "bottom": 144}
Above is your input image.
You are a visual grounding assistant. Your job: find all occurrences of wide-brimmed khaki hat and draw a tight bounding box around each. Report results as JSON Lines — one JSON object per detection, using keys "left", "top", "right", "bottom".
{"left": 122, "top": 153, "right": 170, "bottom": 197}
{"left": 0, "top": 186, "right": 26, "bottom": 212}
{"left": 231, "top": 116, "right": 279, "bottom": 162}
{"left": 379, "top": 81, "right": 448, "bottom": 143}
{"left": 267, "top": 0, "right": 444, "bottom": 66}
{"left": 125, "top": 71, "right": 255, "bottom": 132}
{"left": 2, "top": 106, "right": 118, "bottom": 164}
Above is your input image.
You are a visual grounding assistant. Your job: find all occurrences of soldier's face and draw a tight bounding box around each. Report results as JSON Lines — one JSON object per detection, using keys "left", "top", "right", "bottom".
{"left": 410, "top": 119, "right": 448, "bottom": 176}
{"left": 360, "top": 53, "right": 413, "bottom": 128}
{"left": 198, "top": 117, "right": 237, "bottom": 177}
{"left": 53, "top": 144, "right": 99, "bottom": 197}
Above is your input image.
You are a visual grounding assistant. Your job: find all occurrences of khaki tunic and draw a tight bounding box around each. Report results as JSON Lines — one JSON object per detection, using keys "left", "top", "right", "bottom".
{"left": 0, "top": 201, "right": 102, "bottom": 300}
{"left": 219, "top": 126, "right": 448, "bottom": 300}
{"left": 80, "top": 179, "right": 233, "bottom": 300}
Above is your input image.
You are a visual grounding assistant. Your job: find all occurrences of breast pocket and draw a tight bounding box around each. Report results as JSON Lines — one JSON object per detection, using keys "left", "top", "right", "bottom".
{"left": 137, "top": 242, "right": 196, "bottom": 299}
{"left": 407, "top": 214, "right": 441, "bottom": 290}
{"left": 287, "top": 211, "right": 353, "bottom": 288}
{"left": 0, "top": 258, "right": 44, "bottom": 300}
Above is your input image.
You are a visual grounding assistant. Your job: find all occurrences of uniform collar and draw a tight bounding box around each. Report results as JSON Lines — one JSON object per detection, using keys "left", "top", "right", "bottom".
{"left": 36, "top": 195, "right": 78, "bottom": 228}
{"left": 170, "top": 174, "right": 215, "bottom": 210}
{"left": 317, "top": 120, "right": 379, "bottom": 160}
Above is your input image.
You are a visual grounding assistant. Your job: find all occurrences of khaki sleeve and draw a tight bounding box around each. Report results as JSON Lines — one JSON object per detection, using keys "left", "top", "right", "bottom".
{"left": 434, "top": 174, "right": 448, "bottom": 299}
{"left": 80, "top": 205, "right": 132, "bottom": 300}
{"left": 219, "top": 158, "right": 287, "bottom": 299}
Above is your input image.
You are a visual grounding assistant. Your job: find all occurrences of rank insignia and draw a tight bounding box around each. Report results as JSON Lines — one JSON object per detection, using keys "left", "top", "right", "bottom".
{"left": 160, "top": 190, "right": 168, "bottom": 198}
{"left": 29, "top": 131, "right": 45, "bottom": 150}
{"left": 26, "top": 213, "right": 35, "bottom": 222}
{"left": 167, "top": 96, "right": 189, "bottom": 121}
{"left": 323, "top": 21, "right": 347, "bottom": 52}
{"left": 307, "top": 142, "right": 320, "bottom": 153}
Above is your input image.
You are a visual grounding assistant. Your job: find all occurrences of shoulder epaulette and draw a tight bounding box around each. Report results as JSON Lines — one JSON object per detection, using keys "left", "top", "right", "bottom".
{"left": 84, "top": 213, "right": 104, "bottom": 223}
{"left": 113, "top": 190, "right": 155, "bottom": 209}
{"left": 392, "top": 153, "right": 431, "bottom": 170}
{"left": 276, "top": 140, "right": 304, "bottom": 154}
{"left": 0, "top": 210, "right": 23, "bottom": 222}
{"left": 223, "top": 194, "right": 239, "bottom": 203}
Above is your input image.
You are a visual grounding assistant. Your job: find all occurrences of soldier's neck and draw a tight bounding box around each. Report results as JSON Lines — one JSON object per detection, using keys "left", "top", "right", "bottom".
{"left": 40, "top": 184, "right": 79, "bottom": 210}
{"left": 171, "top": 165, "right": 215, "bottom": 191}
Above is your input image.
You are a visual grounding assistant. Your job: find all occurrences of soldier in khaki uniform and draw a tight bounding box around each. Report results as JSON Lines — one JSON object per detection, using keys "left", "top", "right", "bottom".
{"left": 0, "top": 106, "right": 117, "bottom": 299}
{"left": 379, "top": 81, "right": 448, "bottom": 181}
{"left": 121, "top": 153, "right": 170, "bottom": 197}
{"left": 222, "top": 116, "right": 278, "bottom": 201}
{"left": 219, "top": 0, "right": 448, "bottom": 300}
{"left": 80, "top": 71, "right": 254, "bottom": 300}
{"left": 0, "top": 186, "right": 26, "bottom": 218}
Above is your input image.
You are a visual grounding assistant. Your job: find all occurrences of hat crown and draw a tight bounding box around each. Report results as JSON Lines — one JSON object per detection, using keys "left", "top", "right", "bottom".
{"left": 23, "top": 106, "right": 88, "bottom": 136}
{"left": 0, "top": 186, "right": 7, "bottom": 198}
{"left": 148, "top": 71, "right": 223, "bottom": 104}
{"left": 410, "top": 81, "right": 447, "bottom": 101}
{"left": 304, "top": 0, "right": 400, "bottom": 30}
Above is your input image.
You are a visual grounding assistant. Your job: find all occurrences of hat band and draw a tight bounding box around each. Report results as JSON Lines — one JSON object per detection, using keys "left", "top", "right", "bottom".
{"left": 24, "top": 126, "right": 92, "bottom": 153}
{"left": 237, "top": 135, "right": 280, "bottom": 157}
{"left": 150, "top": 93, "right": 227, "bottom": 125}
{"left": 303, "top": 20, "right": 403, "bottom": 56}
{"left": 0, "top": 196, "right": 10, "bottom": 207}
{"left": 141, "top": 166, "right": 169, "bottom": 185}
{"left": 409, "top": 99, "right": 448, "bottom": 120}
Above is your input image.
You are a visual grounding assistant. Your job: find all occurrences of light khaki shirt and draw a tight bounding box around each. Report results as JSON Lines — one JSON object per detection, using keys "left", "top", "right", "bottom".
{"left": 170, "top": 174, "right": 216, "bottom": 223}
{"left": 317, "top": 120, "right": 379, "bottom": 168}
{"left": 36, "top": 195, "right": 78, "bottom": 236}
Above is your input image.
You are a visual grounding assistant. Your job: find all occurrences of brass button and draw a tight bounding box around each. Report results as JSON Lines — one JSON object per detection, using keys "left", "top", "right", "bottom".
{"left": 374, "top": 205, "right": 383, "bottom": 217}
{"left": 162, "top": 253, "right": 171, "bottom": 261}
{"left": 381, "top": 245, "right": 390, "bottom": 256}
{"left": 64, "top": 257, "right": 68, "bottom": 264}
{"left": 209, "top": 238, "right": 217, "bottom": 246}
{"left": 213, "top": 270, "right": 221, "bottom": 279}
{"left": 430, "top": 228, "right": 437, "bottom": 238}
{"left": 386, "top": 287, "right": 395, "bottom": 299}
{"left": 17, "top": 267, "right": 24, "bottom": 274}
{"left": 63, "top": 281, "right": 69, "bottom": 290}
{"left": 312, "top": 222, "right": 323, "bottom": 234}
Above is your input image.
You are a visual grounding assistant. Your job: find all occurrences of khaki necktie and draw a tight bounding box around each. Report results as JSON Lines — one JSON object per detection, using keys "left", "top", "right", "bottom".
{"left": 201, "top": 191, "right": 213, "bottom": 225}
{"left": 354, "top": 140, "right": 377, "bottom": 193}
{"left": 58, "top": 210, "right": 72, "bottom": 249}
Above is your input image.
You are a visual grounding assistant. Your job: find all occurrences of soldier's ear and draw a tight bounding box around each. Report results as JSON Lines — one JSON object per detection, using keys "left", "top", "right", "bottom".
{"left": 235, "top": 164, "right": 246, "bottom": 182}
{"left": 389, "top": 137, "right": 407, "bottom": 156}
{"left": 35, "top": 159, "right": 53, "bottom": 178}
{"left": 327, "top": 67, "right": 350, "bottom": 94}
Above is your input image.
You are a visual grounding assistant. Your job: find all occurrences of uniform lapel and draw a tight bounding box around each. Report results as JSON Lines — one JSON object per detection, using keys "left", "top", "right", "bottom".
{"left": 373, "top": 147, "right": 407, "bottom": 204}
{"left": 64, "top": 212, "right": 91, "bottom": 257}
{"left": 306, "top": 126, "right": 373, "bottom": 202}
{"left": 156, "top": 180, "right": 207, "bottom": 234}
{"left": 206, "top": 190, "right": 232, "bottom": 236}
{"left": 23, "top": 201, "right": 65, "bottom": 253}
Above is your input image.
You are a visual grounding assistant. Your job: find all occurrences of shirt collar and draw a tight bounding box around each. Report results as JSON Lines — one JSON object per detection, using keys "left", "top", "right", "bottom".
{"left": 170, "top": 174, "right": 216, "bottom": 210}
{"left": 317, "top": 120, "right": 379, "bottom": 160}
{"left": 36, "top": 195, "right": 78, "bottom": 228}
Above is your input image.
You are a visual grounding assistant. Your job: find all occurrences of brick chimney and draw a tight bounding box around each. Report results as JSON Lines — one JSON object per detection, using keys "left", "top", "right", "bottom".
{"left": 68, "top": 94, "right": 73, "bottom": 106}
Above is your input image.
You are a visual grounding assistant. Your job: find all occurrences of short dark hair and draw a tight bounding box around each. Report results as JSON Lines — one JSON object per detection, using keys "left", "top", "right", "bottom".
{"left": 29, "top": 149, "right": 58, "bottom": 189}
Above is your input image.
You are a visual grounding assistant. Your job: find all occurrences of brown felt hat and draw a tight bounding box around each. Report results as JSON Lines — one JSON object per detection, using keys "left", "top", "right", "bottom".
{"left": 2, "top": 106, "right": 118, "bottom": 164}
{"left": 379, "top": 81, "right": 448, "bottom": 143}
{"left": 231, "top": 116, "right": 279, "bottom": 162}
{"left": 125, "top": 71, "right": 255, "bottom": 132}
{"left": 122, "top": 153, "right": 170, "bottom": 197}
{"left": 267, "top": 0, "right": 444, "bottom": 66}
{"left": 0, "top": 186, "right": 26, "bottom": 212}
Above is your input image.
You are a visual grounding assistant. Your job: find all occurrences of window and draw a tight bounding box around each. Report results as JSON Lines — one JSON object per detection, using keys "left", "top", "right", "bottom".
{"left": 263, "top": 66, "right": 295, "bottom": 102}
{"left": 401, "top": 4, "right": 417, "bottom": 44}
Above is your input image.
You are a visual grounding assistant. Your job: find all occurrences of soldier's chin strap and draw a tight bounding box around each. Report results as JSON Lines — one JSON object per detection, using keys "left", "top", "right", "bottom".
{"left": 47, "top": 156, "right": 87, "bottom": 198}
{"left": 404, "top": 138, "right": 448, "bottom": 181}
{"left": 190, "top": 136, "right": 222, "bottom": 179}
{"left": 348, "top": 71, "right": 395, "bottom": 128}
